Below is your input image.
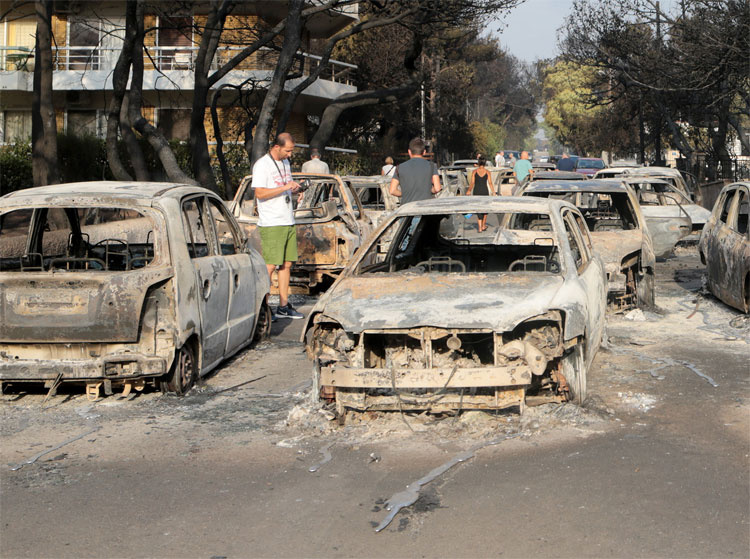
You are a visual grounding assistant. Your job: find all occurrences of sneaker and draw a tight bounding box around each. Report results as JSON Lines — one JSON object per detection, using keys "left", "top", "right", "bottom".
{"left": 275, "top": 304, "right": 304, "bottom": 319}
{"left": 270, "top": 308, "right": 278, "bottom": 322}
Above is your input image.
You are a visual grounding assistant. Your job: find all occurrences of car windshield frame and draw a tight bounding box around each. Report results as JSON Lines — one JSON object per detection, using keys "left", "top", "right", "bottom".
{"left": 352, "top": 209, "right": 568, "bottom": 277}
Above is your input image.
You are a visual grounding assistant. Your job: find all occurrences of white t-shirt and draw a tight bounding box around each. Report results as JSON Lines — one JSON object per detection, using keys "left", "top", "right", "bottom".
{"left": 252, "top": 154, "right": 294, "bottom": 227}
{"left": 382, "top": 164, "right": 396, "bottom": 177}
{"left": 301, "top": 158, "right": 330, "bottom": 174}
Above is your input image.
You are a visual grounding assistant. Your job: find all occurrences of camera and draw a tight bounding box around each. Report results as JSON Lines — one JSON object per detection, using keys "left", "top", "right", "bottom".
{"left": 298, "top": 179, "right": 312, "bottom": 192}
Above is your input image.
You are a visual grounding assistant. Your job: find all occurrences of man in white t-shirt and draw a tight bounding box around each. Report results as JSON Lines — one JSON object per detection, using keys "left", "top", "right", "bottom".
{"left": 301, "top": 148, "right": 330, "bottom": 174}
{"left": 252, "top": 132, "right": 304, "bottom": 319}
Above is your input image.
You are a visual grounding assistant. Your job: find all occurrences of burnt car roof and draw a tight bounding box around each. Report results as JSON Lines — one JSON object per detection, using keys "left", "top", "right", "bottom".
{"left": 1, "top": 181, "right": 205, "bottom": 206}
{"left": 394, "top": 196, "right": 575, "bottom": 216}
{"left": 524, "top": 179, "right": 631, "bottom": 194}
{"left": 532, "top": 171, "right": 588, "bottom": 180}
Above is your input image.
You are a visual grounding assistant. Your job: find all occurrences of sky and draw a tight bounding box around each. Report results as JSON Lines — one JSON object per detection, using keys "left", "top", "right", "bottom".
{"left": 490, "top": 0, "right": 684, "bottom": 63}
{"left": 489, "top": 0, "right": 577, "bottom": 63}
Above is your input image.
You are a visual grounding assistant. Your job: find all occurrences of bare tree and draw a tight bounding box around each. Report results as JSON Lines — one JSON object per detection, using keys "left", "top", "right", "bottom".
{"left": 31, "top": 0, "right": 59, "bottom": 186}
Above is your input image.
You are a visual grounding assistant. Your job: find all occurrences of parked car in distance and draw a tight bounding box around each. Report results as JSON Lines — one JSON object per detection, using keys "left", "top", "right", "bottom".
{"left": 517, "top": 179, "right": 657, "bottom": 309}
{"left": 231, "top": 173, "right": 374, "bottom": 293}
{"left": 623, "top": 166, "right": 698, "bottom": 203}
{"left": 0, "top": 182, "right": 271, "bottom": 398}
{"left": 575, "top": 158, "right": 607, "bottom": 177}
{"left": 303, "top": 197, "right": 607, "bottom": 417}
{"left": 624, "top": 176, "right": 710, "bottom": 233}
{"left": 699, "top": 182, "right": 750, "bottom": 313}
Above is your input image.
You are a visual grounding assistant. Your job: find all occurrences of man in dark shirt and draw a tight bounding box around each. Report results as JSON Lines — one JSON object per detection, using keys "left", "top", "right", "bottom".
{"left": 556, "top": 153, "right": 576, "bottom": 172}
{"left": 389, "top": 137, "right": 441, "bottom": 203}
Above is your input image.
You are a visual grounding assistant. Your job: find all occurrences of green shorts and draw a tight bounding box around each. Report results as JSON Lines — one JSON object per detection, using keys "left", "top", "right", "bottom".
{"left": 259, "top": 225, "right": 298, "bottom": 266}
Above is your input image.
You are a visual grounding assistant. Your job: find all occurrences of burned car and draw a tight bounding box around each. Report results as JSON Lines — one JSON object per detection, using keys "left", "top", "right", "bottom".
{"left": 624, "top": 176, "right": 708, "bottom": 236}
{"left": 438, "top": 166, "right": 471, "bottom": 196}
{"left": 699, "top": 182, "right": 750, "bottom": 313}
{"left": 303, "top": 197, "right": 607, "bottom": 416}
{"left": 0, "top": 182, "right": 271, "bottom": 398}
{"left": 517, "top": 179, "right": 658, "bottom": 309}
{"left": 511, "top": 171, "right": 586, "bottom": 194}
{"left": 231, "top": 173, "right": 373, "bottom": 293}
{"left": 343, "top": 175, "right": 398, "bottom": 228}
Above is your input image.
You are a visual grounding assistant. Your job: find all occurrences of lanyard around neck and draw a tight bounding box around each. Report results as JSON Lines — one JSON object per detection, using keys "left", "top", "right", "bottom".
{"left": 270, "top": 155, "right": 288, "bottom": 185}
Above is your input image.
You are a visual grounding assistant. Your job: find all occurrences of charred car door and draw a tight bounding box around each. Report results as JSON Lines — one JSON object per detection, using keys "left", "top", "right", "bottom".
{"left": 635, "top": 183, "right": 693, "bottom": 257}
{"left": 206, "top": 196, "right": 257, "bottom": 356}
{"left": 706, "top": 186, "right": 750, "bottom": 310}
{"left": 562, "top": 209, "right": 606, "bottom": 358}
{"left": 181, "top": 196, "right": 231, "bottom": 370}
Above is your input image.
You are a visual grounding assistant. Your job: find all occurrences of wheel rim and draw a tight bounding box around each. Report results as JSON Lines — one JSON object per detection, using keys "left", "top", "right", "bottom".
{"left": 178, "top": 347, "right": 193, "bottom": 389}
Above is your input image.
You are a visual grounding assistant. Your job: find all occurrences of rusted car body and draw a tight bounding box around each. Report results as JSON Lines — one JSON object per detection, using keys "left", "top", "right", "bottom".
{"left": 0, "top": 182, "right": 271, "bottom": 397}
{"left": 343, "top": 175, "right": 398, "bottom": 228}
{"left": 699, "top": 182, "right": 750, "bottom": 312}
{"left": 230, "top": 173, "right": 373, "bottom": 292}
{"left": 518, "top": 180, "right": 657, "bottom": 309}
{"left": 438, "top": 167, "right": 471, "bottom": 196}
{"left": 303, "top": 197, "right": 607, "bottom": 416}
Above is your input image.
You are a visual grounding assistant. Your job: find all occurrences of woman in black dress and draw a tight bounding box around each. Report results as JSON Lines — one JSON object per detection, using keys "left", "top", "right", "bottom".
{"left": 468, "top": 157, "right": 496, "bottom": 232}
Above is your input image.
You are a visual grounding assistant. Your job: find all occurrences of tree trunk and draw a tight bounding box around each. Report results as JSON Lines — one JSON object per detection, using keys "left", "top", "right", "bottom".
{"left": 106, "top": 0, "right": 137, "bottom": 181}
{"left": 127, "top": 2, "right": 196, "bottom": 185}
{"left": 310, "top": 85, "right": 418, "bottom": 152}
{"left": 190, "top": 0, "right": 231, "bottom": 192}
{"left": 31, "top": 0, "right": 59, "bottom": 187}
{"left": 119, "top": 101, "right": 150, "bottom": 180}
{"left": 250, "top": 0, "right": 304, "bottom": 164}
{"left": 211, "top": 87, "right": 232, "bottom": 197}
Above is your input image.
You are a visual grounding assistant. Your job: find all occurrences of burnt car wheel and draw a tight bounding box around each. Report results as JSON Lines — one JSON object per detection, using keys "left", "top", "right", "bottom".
{"left": 636, "top": 270, "right": 655, "bottom": 308}
{"left": 562, "top": 344, "right": 587, "bottom": 405}
{"left": 163, "top": 344, "right": 196, "bottom": 395}
{"left": 252, "top": 297, "right": 272, "bottom": 344}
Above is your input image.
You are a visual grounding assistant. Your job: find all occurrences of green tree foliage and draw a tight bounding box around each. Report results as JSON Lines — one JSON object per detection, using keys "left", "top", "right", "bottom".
{"left": 559, "top": 0, "right": 749, "bottom": 175}
{"left": 469, "top": 119, "right": 506, "bottom": 159}
{"left": 0, "top": 142, "right": 33, "bottom": 194}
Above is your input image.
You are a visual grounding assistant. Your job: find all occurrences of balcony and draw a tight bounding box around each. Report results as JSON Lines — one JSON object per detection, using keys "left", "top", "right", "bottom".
{"left": 1, "top": 45, "right": 357, "bottom": 88}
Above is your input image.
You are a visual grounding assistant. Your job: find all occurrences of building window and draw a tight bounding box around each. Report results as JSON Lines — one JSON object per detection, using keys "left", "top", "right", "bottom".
{"left": 157, "top": 16, "right": 193, "bottom": 70}
{"left": 2, "top": 111, "right": 32, "bottom": 143}
{"left": 67, "top": 110, "right": 101, "bottom": 138}
{"left": 69, "top": 17, "right": 101, "bottom": 70}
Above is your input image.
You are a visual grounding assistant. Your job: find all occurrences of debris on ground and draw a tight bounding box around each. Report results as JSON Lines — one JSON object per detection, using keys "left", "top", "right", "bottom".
{"left": 617, "top": 392, "right": 657, "bottom": 412}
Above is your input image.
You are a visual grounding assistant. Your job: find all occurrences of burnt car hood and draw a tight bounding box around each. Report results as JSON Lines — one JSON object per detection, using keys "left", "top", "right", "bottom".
{"left": 317, "top": 273, "right": 566, "bottom": 333}
{"left": 590, "top": 230, "right": 643, "bottom": 270}
{"left": 0, "top": 267, "right": 173, "bottom": 343}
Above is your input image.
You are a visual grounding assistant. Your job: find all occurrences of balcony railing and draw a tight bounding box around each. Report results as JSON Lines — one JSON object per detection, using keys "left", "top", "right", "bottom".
{"left": 1, "top": 44, "right": 357, "bottom": 86}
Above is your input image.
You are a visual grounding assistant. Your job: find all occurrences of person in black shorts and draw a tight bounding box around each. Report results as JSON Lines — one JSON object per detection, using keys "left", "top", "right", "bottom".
{"left": 468, "top": 157, "right": 496, "bottom": 232}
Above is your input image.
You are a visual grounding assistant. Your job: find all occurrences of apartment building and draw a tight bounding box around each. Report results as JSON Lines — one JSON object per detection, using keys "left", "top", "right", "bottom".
{"left": 0, "top": 1, "right": 358, "bottom": 146}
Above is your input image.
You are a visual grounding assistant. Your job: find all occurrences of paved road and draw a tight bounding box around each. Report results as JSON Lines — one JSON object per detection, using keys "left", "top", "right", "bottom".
{"left": 1, "top": 248, "right": 748, "bottom": 558}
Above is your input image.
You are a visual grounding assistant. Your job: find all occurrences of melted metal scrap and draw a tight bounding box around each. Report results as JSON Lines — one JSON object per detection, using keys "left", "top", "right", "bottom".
{"left": 308, "top": 443, "right": 333, "bottom": 473}
{"left": 10, "top": 426, "right": 101, "bottom": 471}
{"left": 375, "top": 433, "right": 520, "bottom": 532}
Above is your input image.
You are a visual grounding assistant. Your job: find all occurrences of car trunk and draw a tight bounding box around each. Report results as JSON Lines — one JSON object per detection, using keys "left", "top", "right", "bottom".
{"left": 0, "top": 267, "right": 173, "bottom": 343}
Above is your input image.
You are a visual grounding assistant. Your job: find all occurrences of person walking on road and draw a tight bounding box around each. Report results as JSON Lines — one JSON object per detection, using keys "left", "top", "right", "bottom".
{"left": 389, "top": 137, "right": 441, "bottom": 203}
{"left": 252, "top": 132, "right": 304, "bottom": 320}
{"left": 301, "top": 148, "right": 330, "bottom": 174}
{"left": 494, "top": 151, "right": 505, "bottom": 168}
{"left": 513, "top": 150, "right": 534, "bottom": 185}
{"left": 468, "top": 156, "right": 496, "bottom": 232}
{"left": 381, "top": 156, "right": 396, "bottom": 177}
